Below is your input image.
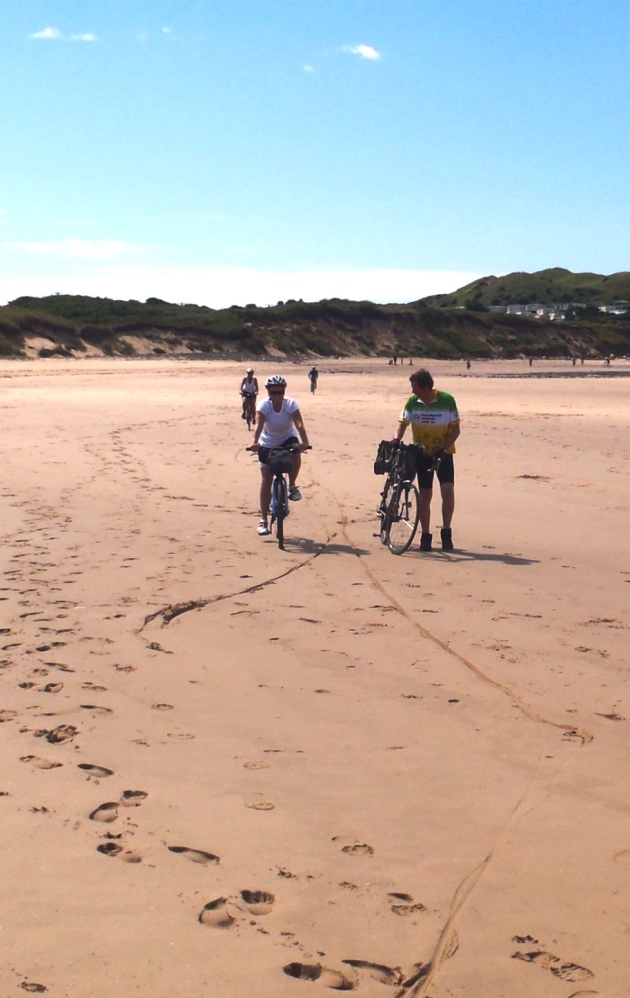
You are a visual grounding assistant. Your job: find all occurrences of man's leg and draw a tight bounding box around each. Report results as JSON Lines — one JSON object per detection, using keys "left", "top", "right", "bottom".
{"left": 440, "top": 483, "right": 455, "bottom": 528}
{"left": 419, "top": 488, "right": 433, "bottom": 533}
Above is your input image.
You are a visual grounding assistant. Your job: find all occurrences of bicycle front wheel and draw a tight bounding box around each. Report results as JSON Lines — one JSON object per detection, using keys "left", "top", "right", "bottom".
{"left": 386, "top": 483, "right": 420, "bottom": 555}
{"left": 275, "top": 476, "right": 287, "bottom": 549}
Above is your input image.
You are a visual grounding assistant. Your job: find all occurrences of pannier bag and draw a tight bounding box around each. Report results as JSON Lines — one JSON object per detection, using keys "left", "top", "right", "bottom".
{"left": 373, "top": 439, "right": 397, "bottom": 475}
{"left": 268, "top": 447, "right": 295, "bottom": 474}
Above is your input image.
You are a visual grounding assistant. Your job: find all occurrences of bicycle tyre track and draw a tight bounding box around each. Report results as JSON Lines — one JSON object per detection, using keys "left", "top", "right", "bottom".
{"left": 137, "top": 538, "right": 331, "bottom": 632}
{"left": 332, "top": 499, "right": 594, "bottom": 997}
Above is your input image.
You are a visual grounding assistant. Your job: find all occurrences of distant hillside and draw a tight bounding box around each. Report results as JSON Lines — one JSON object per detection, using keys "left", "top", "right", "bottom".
{"left": 421, "top": 267, "right": 630, "bottom": 309}
{"left": 1, "top": 275, "right": 629, "bottom": 360}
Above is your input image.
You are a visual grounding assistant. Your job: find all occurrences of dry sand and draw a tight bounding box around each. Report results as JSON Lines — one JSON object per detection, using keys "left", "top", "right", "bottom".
{"left": 1, "top": 356, "right": 629, "bottom": 997}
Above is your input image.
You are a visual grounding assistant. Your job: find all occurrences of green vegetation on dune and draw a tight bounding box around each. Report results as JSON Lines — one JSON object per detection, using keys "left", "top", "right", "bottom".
{"left": 422, "top": 267, "right": 630, "bottom": 309}
{"left": 1, "top": 272, "right": 629, "bottom": 360}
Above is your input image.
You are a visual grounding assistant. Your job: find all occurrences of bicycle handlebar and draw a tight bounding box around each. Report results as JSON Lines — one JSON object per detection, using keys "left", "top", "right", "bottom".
{"left": 246, "top": 443, "right": 312, "bottom": 452}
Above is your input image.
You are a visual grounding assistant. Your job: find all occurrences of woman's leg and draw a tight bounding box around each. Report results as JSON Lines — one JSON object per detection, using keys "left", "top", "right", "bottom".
{"left": 259, "top": 465, "right": 273, "bottom": 521}
{"left": 289, "top": 452, "right": 302, "bottom": 488}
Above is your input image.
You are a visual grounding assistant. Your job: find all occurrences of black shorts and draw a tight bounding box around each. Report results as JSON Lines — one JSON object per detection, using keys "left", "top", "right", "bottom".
{"left": 258, "top": 435, "right": 299, "bottom": 466}
{"left": 415, "top": 452, "right": 455, "bottom": 489}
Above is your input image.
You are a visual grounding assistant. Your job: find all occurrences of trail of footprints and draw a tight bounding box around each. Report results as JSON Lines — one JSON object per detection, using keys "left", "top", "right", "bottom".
{"left": 2, "top": 527, "right": 599, "bottom": 994}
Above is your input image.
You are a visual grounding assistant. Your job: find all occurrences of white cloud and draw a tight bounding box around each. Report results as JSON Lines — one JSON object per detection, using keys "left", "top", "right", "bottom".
{"left": 343, "top": 44, "right": 381, "bottom": 61}
{"left": 303, "top": 64, "right": 315, "bottom": 73}
{"left": 5, "top": 240, "right": 142, "bottom": 261}
{"left": 29, "top": 27, "right": 97, "bottom": 42}
{"left": 0, "top": 265, "right": 480, "bottom": 308}
{"left": 30, "top": 27, "right": 62, "bottom": 40}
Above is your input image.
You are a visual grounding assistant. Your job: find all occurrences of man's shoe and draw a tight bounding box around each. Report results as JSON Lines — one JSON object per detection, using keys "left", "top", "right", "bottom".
{"left": 289, "top": 486, "right": 302, "bottom": 501}
{"left": 257, "top": 520, "right": 270, "bottom": 536}
{"left": 419, "top": 532, "right": 432, "bottom": 552}
{"left": 441, "top": 528, "right": 454, "bottom": 552}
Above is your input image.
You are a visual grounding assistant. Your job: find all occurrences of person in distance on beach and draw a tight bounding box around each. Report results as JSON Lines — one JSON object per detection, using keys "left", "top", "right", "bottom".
{"left": 391, "top": 368, "right": 461, "bottom": 552}
{"left": 239, "top": 367, "right": 259, "bottom": 420}
{"left": 248, "top": 375, "right": 311, "bottom": 536}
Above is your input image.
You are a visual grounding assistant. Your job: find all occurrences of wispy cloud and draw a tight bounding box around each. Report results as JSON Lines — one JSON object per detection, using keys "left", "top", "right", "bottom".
{"left": 30, "top": 27, "right": 62, "bottom": 40}
{"left": 343, "top": 44, "right": 382, "bottom": 61}
{"left": 5, "top": 240, "right": 141, "bottom": 261}
{"left": 29, "top": 26, "right": 98, "bottom": 42}
{"left": 303, "top": 64, "right": 315, "bottom": 73}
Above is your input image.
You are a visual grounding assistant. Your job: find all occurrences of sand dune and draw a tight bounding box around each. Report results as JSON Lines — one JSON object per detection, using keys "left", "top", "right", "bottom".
{"left": 1, "top": 356, "right": 629, "bottom": 996}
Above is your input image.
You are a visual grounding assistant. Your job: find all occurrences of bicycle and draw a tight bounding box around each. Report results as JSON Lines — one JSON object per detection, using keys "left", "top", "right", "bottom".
{"left": 241, "top": 392, "right": 257, "bottom": 430}
{"left": 309, "top": 378, "right": 318, "bottom": 394}
{"left": 247, "top": 443, "right": 311, "bottom": 550}
{"left": 375, "top": 442, "right": 437, "bottom": 555}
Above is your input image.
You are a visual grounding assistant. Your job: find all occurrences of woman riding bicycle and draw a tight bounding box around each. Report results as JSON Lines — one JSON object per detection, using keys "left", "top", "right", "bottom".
{"left": 240, "top": 368, "right": 259, "bottom": 424}
{"left": 248, "top": 375, "right": 311, "bottom": 536}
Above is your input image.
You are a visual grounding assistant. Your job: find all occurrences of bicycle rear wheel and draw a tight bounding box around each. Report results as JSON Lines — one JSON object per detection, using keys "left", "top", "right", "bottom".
{"left": 385, "top": 483, "right": 420, "bottom": 555}
{"left": 275, "top": 476, "right": 287, "bottom": 549}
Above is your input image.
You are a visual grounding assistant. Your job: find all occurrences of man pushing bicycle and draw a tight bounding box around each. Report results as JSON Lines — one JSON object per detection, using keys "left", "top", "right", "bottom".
{"left": 391, "top": 368, "right": 461, "bottom": 552}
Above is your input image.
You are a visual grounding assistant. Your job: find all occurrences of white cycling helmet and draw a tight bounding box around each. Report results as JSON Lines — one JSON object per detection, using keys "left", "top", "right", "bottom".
{"left": 265, "top": 374, "right": 287, "bottom": 388}
{"left": 246, "top": 367, "right": 254, "bottom": 373}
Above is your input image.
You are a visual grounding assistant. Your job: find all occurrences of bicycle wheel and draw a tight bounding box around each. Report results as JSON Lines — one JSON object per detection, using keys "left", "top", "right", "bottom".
{"left": 385, "top": 483, "right": 420, "bottom": 555}
{"left": 275, "top": 476, "right": 286, "bottom": 549}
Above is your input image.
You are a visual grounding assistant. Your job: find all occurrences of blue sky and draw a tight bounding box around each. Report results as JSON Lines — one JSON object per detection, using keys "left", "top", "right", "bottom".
{"left": 1, "top": 0, "right": 629, "bottom": 307}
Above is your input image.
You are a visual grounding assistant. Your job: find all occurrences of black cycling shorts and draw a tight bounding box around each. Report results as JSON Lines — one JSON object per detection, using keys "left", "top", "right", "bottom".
{"left": 258, "top": 435, "right": 299, "bottom": 466}
{"left": 415, "top": 452, "right": 455, "bottom": 489}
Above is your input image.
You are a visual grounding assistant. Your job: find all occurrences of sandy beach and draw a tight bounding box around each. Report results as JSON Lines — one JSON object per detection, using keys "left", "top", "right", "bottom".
{"left": 1, "top": 355, "right": 629, "bottom": 997}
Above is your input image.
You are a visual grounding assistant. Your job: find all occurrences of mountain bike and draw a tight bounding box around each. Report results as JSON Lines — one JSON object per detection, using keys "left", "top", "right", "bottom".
{"left": 267, "top": 444, "right": 311, "bottom": 549}
{"left": 375, "top": 442, "right": 426, "bottom": 555}
{"left": 241, "top": 392, "right": 257, "bottom": 430}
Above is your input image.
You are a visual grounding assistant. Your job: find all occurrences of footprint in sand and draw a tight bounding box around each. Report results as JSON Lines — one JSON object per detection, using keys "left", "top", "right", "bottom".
{"left": 198, "top": 897, "right": 235, "bottom": 929}
{"left": 44, "top": 724, "right": 78, "bottom": 744}
{"left": 20, "top": 984, "right": 47, "bottom": 994}
{"left": 341, "top": 843, "right": 374, "bottom": 857}
{"left": 19, "top": 682, "right": 36, "bottom": 690}
{"left": 41, "top": 683, "right": 64, "bottom": 693}
{"left": 243, "top": 761, "right": 270, "bottom": 770}
{"left": 342, "top": 960, "right": 403, "bottom": 986}
{"left": 89, "top": 802, "right": 119, "bottom": 823}
{"left": 613, "top": 848, "right": 630, "bottom": 865}
{"left": 283, "top": 963, "right": 357, "bottom": 991}
{"left": 387, "top": 892, "right": 427, "bottom": 916}
{"left": 512, "top": 944, "right": 594, "bottom": 983}
{"left": 80, "top": 704, "right": 113, "bottom": 715}
{"left": 245, "top": 798, "right": 275, "bottom": 811}
{"left": 82, "top": 682, "right": 107, "bottom": 692}
{"left": 78, "top": 763, "right": 114, "bottom": 778}
{"left": 168, "top": 846, "right": 220, "bottom": 866}
{"left": 240, "top": 890, "right": 275, "bottom": 915}
{"left": 120, "top": 790, "right": 148, "bottom": 807}
{"left": 152, "top": 703, "right": 173, "bottom": 711}
{"left": 0, "top": 709, "right": 19, "bottom": 723}
{"left": 96, "top": 841, "right": 142, "bottom": 863}
{"left": 20, "top": 755, "right": 63, "bottom": 770}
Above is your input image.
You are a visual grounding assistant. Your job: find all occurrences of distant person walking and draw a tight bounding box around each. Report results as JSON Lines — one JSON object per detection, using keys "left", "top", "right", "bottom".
{"left": 391, "top": 368, "right": 461, "bottom": 552}
{"left": 308, "top": 366, "right": 319, "bottom": 394}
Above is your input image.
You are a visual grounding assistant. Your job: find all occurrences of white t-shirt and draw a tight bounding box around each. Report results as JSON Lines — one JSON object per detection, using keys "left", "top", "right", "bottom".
{"left": 257, "top": 396, "right": 300, "bottom": 447}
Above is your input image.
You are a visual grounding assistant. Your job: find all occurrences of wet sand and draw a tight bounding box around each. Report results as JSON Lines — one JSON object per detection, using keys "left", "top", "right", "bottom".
{"left": 1, "top": 356, "right": 629, "bottom": 996}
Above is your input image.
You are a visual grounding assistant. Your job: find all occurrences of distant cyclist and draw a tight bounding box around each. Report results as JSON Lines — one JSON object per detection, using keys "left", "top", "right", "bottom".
{"left": 308, "top": 366, "right": 319, "bottom": 394}
{"left": 249, "top": 375, "right": 311, "bottom": 536}
{"left": 240, "top": 367, "right": 259, "bottom": 424}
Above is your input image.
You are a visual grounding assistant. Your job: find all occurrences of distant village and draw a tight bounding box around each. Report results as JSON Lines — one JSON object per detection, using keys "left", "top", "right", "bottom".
{"left": 487, "top": 300, "right": 629, "bottom": 320}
